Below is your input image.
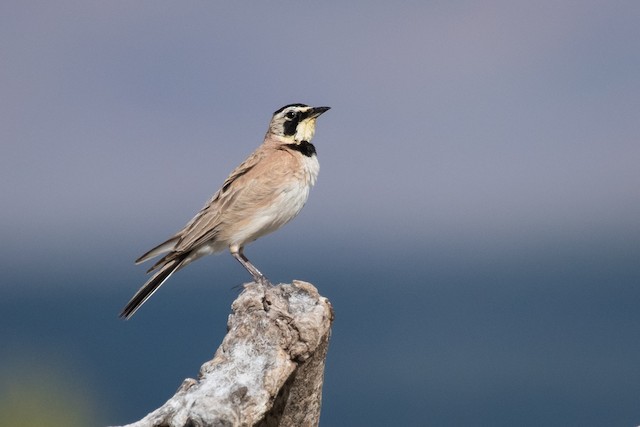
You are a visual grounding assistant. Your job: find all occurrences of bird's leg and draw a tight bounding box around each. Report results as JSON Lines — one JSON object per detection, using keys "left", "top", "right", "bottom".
{"left": 231, "top": 247, "right": 272, "bottom": 287}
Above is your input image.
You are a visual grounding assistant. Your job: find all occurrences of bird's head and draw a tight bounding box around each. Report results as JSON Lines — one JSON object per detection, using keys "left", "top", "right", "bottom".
{"left": 268, "top": 104, "right": 330, "bottom": 143}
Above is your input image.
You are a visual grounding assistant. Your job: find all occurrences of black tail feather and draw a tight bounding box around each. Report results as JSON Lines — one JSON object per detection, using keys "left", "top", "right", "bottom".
{"left": 120, "top": 257, "right": 184, "bottom": 319}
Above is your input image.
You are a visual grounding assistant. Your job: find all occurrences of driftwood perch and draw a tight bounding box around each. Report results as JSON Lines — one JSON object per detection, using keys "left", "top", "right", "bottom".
{"left": 117, "top": 280, "right": 334, "bottom": 427}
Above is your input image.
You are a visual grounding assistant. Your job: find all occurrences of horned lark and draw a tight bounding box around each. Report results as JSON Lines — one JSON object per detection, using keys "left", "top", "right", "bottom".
{"left": 120, "top": 104, "right": 330, "bottom": 319}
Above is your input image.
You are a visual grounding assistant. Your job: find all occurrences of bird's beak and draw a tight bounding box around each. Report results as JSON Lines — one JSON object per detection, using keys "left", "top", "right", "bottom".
{"left": 309, "top": 106, "right": 331, "bottom": 118}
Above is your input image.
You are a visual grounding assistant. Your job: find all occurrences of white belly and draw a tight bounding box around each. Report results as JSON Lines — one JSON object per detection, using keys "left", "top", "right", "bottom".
{"left": 233, "top": 155, "right": 318, "bottom": 246}
{"left": 232, "top": 181, "right": 311, "bottom": 246}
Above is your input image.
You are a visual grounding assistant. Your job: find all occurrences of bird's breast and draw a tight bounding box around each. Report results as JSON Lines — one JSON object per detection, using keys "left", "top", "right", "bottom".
{"left": 219, "top": 147, "right": 319, "bottom": 247}
{"left": 301, "top": 152, "right": 320, "bottom": 187}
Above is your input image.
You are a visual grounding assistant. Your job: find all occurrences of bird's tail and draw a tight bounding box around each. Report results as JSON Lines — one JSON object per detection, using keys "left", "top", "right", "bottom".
{"left": 120, "top": 257, "right": 184, "bottom": 319}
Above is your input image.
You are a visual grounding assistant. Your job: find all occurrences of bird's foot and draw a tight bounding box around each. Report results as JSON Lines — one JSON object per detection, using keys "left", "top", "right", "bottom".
{"left": 256, "top": 275, "right": 272, "bottom": 287}
{"left": 254, "top": 275, "right": 273, "bottom": 311}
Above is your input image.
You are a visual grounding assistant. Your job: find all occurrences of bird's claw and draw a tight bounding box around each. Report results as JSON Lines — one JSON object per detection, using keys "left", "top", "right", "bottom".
{"left": 255, "top": 275, "right": 272, "bottom": 287}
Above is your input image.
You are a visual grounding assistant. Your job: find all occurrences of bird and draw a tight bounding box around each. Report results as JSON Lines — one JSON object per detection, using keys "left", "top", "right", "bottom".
{"left": 120, "top": 103, "right": 330, "bottom": 319}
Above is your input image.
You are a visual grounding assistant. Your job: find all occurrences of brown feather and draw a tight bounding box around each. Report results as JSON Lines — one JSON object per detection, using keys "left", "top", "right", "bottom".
{"left": 122, "top": 104, "right": 328, "bottom": 317}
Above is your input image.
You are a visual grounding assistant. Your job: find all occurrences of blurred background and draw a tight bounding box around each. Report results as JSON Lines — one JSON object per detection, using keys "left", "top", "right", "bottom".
{"left": 2, "top": 1, "right": 639, "bottom": 426}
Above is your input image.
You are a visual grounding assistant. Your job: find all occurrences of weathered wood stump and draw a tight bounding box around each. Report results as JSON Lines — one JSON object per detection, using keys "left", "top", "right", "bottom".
{"left": 116, "top": 280, "right": 333, "bottom": 427}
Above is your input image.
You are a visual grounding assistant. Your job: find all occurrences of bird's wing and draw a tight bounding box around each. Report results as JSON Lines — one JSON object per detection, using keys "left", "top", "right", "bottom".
{"left": 172, "top": 147, "right": 271, "bottom": 252}
{"left": 135, "top": 236, "right": 180, "bottom": 265}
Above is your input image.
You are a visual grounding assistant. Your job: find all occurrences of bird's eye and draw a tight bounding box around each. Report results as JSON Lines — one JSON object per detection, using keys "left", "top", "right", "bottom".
{"left": 285, "top": 111, "right": 297, "bottom": 119}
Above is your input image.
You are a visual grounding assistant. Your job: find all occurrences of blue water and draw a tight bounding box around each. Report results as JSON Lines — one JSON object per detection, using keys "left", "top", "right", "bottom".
{"left": 2, "top": 235, "right": 639, "bottom": 426}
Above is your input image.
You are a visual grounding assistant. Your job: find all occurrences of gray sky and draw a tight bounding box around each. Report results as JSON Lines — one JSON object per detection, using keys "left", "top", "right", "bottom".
{"left": 2, "top": 4, "right": 640, "bottom": 424}
{"left": 2, "top": 1, "right": 639, "bottom": 282}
